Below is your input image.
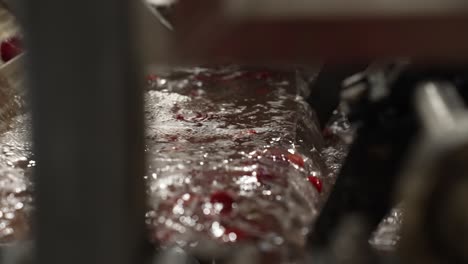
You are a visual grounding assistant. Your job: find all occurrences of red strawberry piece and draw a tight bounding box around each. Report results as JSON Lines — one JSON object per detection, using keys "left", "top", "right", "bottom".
{"left": 1, "top": 36, "right": 22, "bottom": 62}
{"left": 247, "top": 129, "right": 257, "bottom": 135}
{"left": 175, "top": 114, "right": 185, "bottom": 121}
{"left": 308, "top": 176, "right": 323, "bottom": 193}
{"left": 287, "top": 153, "right": 305, "bottom": 168}
{"left": 210, "top": 191, "right": 234, "bottom": 214}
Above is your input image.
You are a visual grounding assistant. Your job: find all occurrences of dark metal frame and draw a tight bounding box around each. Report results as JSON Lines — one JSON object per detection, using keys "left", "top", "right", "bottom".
{"left": 23, "top": 0, "right": 148, "bottom": 264}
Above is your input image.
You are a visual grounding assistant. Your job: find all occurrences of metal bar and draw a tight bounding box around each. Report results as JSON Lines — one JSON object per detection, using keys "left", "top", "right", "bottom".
{"left": 308, "top": 115, "right": 415, "bottom": 249}
{"left": 400, "top": 82, "right": 468, "bottom": 263}
{"left": 307, "top": 63, "right": 368, "bottom": 127}
{"left": 23, "top": 1, "right": 147, "bottom": 264}
{"left": 415, "top": 81, "right": 466, "bottom": 134}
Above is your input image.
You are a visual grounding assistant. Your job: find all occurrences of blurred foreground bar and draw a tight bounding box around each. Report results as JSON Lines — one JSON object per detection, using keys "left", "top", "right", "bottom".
{"left": 23, "top": 0, "right": 147, "bottom": 264}
{"left": 172, "top": 0, "right": 468, "bottom": 64}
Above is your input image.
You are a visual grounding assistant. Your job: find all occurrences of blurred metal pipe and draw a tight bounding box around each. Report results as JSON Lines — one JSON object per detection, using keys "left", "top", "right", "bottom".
{"left": 23, "top": 0, "right": 147, "bottom": 264}
{"left": 137, "top": 0, "right": 173, "bottom": 70}
{"left": 399, "top": 82, "right": 468, "bottom": 263}
{"left": 415, "top": 81, "right": 466, "bottom": 134}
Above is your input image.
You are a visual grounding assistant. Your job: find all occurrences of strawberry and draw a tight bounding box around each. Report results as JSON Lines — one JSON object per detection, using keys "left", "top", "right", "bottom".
{"left": 308, "top": 176, "right": 323, "bottom": 193}
{"left": 210, "top": 191, "right": 234, "bottom": 214}
{"left": 1, "top": 36, "right": 22, "bottom": 62}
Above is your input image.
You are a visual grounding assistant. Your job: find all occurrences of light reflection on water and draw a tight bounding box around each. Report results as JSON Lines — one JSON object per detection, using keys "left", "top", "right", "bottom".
{"left": 0, "top": 65, "right": 402, "bottom": 262}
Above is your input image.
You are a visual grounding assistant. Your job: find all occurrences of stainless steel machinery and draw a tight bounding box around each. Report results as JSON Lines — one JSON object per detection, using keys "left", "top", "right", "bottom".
{"left": 1, "top": 1, "right": 468, "bottom": 263}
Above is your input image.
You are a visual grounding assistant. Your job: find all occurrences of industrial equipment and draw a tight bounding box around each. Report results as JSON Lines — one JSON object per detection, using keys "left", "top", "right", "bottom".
{"left": 1, "top": 1, "right": 468, "bottom": 263}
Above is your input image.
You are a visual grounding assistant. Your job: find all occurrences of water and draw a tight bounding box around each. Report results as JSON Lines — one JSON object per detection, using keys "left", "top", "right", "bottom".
{"left": 0, "top": 114, "right": 33, "bottom": 244}
{"left": 144, "top": 66, "right": 326, "bottom": 262}
{"left": 0, "top": 65, "right": 403, "bottom": 262}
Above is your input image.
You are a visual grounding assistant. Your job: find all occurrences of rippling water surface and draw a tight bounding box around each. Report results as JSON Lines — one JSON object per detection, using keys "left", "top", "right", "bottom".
{"left": 0, "top": 65, "right": 402, "bottom": 263}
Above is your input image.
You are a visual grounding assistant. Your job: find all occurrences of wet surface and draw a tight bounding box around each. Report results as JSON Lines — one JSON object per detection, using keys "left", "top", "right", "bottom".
{"left": 0, "top": 114, "right": 33, "bottom": 244}
{"left": 0, "top": 65, "right": 403, "bottom": 262}
{"left": 144, "top": 66, "right": 327, "bottom": 262}
{"left": 370, "top": 207, "right": 403, "bottom": 251}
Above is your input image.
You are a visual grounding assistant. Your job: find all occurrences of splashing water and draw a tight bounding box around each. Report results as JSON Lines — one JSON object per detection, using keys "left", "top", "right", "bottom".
{"left": 0, "top": 65, "right": 402, "bottom": 262}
